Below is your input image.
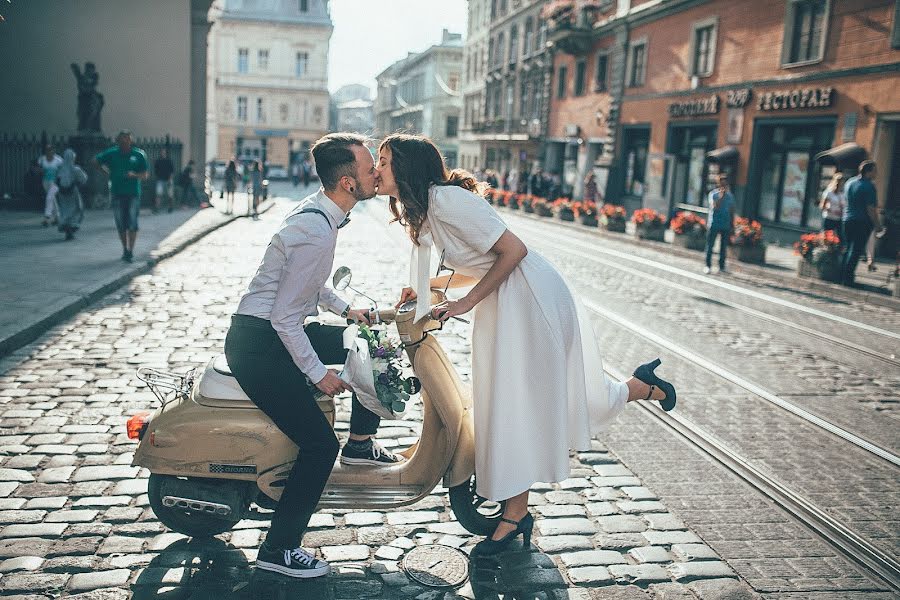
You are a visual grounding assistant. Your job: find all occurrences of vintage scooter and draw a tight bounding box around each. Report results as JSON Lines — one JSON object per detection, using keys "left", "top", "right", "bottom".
{"left": 127, "top": 267, "right": 502, "bottom": 538}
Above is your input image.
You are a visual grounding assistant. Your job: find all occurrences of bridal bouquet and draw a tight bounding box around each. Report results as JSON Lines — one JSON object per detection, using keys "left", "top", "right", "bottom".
{"left": 341, "top": 324, "right": 419, "bottom": 419}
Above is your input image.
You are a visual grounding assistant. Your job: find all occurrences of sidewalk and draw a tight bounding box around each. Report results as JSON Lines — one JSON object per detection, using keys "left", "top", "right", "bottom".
{"left": 0, "top": 192, "right": 269, "bottom": 358}
{"left": 506, "top": 208, "right": 900, "bottom": 309}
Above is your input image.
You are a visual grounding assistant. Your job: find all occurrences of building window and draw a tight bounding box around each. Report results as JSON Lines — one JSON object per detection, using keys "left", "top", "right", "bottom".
{"left": 497, "top": 33, "right": 505, "bottom": 67}
{"left": 520, "top": 80, "right": 530, "bottom": 120}
{"left": 258, "top": 49, "right": 269, "bottom": 71}
{"left": 574, "top": 59, "right": 587, "bottom": 96}
{"left": 256, "top": 98, "right": 265, "bottom": 123}
{"left": 556, "top": 65, "right": 568, "bottom": 99}
{"left": 594, "top": 51, "right": 608, "bottom": 92}
{"left": 238, "top": 48, "right": 249, "bottom": 73}
{"left": 299, "top": 0, "right": 308, "bottom": 12}
{"left": 782, "top": 0, "right": 829, "bottom": 66}
{"left": 509, "top": 26, "right": 519, "bottom": 63}
{"left": 446, "top": 116, "right": 459, "bottom": 137}
{"left": 690, "top": 19, "right": 717, "bottom": 77}
{"left": 295, "top": 52, "right": 308, "bottom": 77}
{"left": 237, "top": 96, "right": 247, "bottom": 122}
{"left": 488, "top": 39, "right": 494, "bottom": 71}
{"left": 280, "top": 103, "right": 289, "bottom": 123}
{"left": 893, "top": 0, "right": 900, "bottom": 49}
{"left": 523, "top": 18, "right": 533, "bottom": 55}
{"left": 448, "top": 74, "right": 459, "bottom": 91}
{"left": 628, "top": 40, "right": 647, "bottom": 87}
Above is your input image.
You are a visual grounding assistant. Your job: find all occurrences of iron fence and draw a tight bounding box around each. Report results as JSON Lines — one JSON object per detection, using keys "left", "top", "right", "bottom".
{"left": 0, "top": 131, "right": 183, "bottom": 210}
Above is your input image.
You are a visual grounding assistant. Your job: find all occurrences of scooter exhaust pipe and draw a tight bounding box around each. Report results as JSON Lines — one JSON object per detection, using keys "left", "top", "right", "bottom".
{"left": 161, "top": 495, "right": 233, "bottom": 517}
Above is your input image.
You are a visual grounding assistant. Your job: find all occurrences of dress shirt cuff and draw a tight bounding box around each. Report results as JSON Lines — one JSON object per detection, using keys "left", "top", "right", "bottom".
{"left": 307, "top": 362, "right": 328, "bottom": 385}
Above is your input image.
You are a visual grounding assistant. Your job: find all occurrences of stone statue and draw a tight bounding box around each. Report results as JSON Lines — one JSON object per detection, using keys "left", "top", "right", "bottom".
{"left": 71, "top": 62, "right": 104, "bottom": 133}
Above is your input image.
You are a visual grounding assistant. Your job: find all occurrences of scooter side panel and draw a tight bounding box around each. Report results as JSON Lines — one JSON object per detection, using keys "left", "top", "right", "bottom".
{"left": 133, "top": 393, "right": 298, "bottom": 481}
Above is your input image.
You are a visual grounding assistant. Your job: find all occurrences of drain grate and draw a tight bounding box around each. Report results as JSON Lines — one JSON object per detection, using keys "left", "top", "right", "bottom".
{"left": 401, "top": 544, "right": 470, "bottom": 588}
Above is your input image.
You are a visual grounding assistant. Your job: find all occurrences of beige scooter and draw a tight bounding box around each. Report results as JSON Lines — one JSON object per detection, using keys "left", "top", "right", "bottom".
{"left": 127, "top": 267, "right": 502, "bottom": 538}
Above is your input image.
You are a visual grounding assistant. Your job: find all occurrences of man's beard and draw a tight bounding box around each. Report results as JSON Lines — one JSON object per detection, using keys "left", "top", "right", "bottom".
{"left": 354, "top": 186, "right": 376, "bottom": 201}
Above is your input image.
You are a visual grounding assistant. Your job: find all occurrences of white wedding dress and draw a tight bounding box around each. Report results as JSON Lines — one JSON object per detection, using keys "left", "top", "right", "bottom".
{"left": 410, "top": 185, "right": 628, "bottom": 501}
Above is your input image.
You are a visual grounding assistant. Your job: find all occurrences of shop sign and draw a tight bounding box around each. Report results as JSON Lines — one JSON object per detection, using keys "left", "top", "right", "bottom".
{"left": 756, "top": 87, "right": 833, "bottom": 111}
{"left": 668, "top": 95, "right": 720, "bottom": 118}
{"left": 726, "top": 88, "right": 752, "bottom": 108}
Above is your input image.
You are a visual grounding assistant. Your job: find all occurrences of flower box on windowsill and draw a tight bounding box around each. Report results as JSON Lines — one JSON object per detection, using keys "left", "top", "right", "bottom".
{"left": 672, "top": 233, "right": 706, "bottom": 251}
{"left": 729, "top": 244, "right": 766, "bottom": 265}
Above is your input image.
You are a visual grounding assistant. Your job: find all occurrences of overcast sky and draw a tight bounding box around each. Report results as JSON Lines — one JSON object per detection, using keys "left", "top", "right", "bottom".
{"left": 327, "top": 0, "right": 468, "bottom": 95}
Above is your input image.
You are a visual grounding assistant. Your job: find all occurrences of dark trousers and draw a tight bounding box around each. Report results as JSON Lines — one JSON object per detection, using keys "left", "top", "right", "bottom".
{"left": 841, "top": 219, "right": 872, "bottom": 286}
{"left": 705, "top": 228, "right": 730, "bottom": 269}
{"left": 822, "top": 217, "right": 841, "bottom": 233}
{"left": 224, "top": 315, "right": 380, "bottom": 549}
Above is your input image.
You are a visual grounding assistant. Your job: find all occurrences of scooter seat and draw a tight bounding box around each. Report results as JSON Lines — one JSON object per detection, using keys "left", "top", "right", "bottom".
{"left": 198, "top": 355, "right": 252, "bottom": 404}
{"left": 212, "top": 354, "right": 233, "bottom": 376}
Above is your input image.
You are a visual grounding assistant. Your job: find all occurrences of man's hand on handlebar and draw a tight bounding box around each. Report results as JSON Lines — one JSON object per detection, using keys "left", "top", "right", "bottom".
{"left": 346, "top": 308, "right": 372, "bottom": 325}
{"left": 315, "top": 369, "right": 351, "bottom": 397}
{"left": 396, "top": 287, "right": 417, "bottom": 308}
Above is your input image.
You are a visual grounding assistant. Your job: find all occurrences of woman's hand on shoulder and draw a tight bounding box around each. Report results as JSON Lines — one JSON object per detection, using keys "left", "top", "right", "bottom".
{"left": 396, "top": 287, "right": 417, "bottom": 308}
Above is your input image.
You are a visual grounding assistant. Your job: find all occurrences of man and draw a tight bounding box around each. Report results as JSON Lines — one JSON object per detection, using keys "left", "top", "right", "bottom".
{"left": 176, "top": 160, "right": 199, "bottom": 207}
{"left": 841, "top": 160, "right": 881, "bottom": 287}
{"left": 95, "top": 131, "right": 148, "bottom": 262}
{"left": 153, "top": 148, "right": 175, "bottom": 214}
{"left": 223, "top": 133, "right": 401, "bottom": 579}
{"left": 704, "top": 174, "right": 735, "bottom": 274}
{"left": 37, "top": 144, "right": 63, "bottom": 227}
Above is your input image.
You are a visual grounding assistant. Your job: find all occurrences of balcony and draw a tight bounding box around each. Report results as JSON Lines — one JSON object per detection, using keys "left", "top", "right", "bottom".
{"left": 471, "top": 118, "right": 544, "bottom": 140}
{"left": 542, "top": 0, "right": 600, "bottom": 55}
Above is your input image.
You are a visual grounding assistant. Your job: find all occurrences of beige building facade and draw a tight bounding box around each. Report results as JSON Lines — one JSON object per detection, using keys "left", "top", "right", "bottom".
{"left": 209, "top": 0, "right": 332, "bottom": 169}
{"left": 459, "top": 0, "right": 491, "bottom": 171}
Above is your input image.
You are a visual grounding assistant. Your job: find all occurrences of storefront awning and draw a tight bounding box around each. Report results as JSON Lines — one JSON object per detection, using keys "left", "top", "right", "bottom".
{"left": 706, "top": 145, "right": 738, "bottom": 163}
{"left": 814, "top": 143, "right": 867, "bottom": 169}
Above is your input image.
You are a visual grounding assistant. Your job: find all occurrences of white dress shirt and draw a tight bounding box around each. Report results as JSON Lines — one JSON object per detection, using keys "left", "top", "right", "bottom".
{"left": 236, "top": 189, "right": 350, "bottom": 384}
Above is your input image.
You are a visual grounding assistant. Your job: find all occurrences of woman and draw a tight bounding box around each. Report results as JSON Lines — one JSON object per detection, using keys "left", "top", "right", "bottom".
{"left": 224, "top": 159, "right": 238, "bottom": 215}
{"left": 820, "top": 173, "right": 845, "bottom": 234}
{"left": 378, "top": 134, "right": 676, "bottom": 555}
{"left": 583, "top": 171, "right": 599, "bottom": 203}
{"left": 54, "top": 149, "right": 87, "bottom": 241}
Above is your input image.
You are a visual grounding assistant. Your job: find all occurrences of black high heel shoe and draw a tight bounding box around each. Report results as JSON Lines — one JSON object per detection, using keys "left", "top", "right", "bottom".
{"left": 633, "top": 358, "right": 676, "bottom": 411}
{"left": 470, "top": 513, "right": 534, "bottom": 557}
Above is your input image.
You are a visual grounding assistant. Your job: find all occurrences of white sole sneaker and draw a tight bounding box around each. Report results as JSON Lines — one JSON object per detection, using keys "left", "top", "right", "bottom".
{"left": 256, "top": 559, "right": 330, "bottom": 578}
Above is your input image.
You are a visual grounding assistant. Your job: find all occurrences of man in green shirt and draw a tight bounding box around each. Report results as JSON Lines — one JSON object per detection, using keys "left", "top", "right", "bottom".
{"left": 95, "top": 130, "right": 149, "bottom": 262}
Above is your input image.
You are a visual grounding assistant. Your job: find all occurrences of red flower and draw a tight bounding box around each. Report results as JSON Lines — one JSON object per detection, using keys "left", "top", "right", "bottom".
{"left": 631, "top": 208, "right": 666, "bottom": 226}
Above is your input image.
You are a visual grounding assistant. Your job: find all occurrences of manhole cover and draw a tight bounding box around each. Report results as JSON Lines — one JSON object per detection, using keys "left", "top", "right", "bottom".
{"left": 401, "top": 544, "right": 469, "bottom": 588}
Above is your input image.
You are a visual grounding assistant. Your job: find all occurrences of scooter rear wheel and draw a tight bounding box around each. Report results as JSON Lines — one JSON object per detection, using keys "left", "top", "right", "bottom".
{"left": 148, "top": 474, "right": 242, "bottom": 538}
{"left": 448, "top": 477, "right": 507, "bottom": 536}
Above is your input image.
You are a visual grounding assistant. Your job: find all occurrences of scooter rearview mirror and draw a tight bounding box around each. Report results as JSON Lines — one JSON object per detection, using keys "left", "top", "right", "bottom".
{"left": 333, "top": 266, "right": 352, "bottom": 291}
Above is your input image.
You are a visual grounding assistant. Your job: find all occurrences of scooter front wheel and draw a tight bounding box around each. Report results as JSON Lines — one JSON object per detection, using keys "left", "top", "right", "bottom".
{"left": 148, "top": 474, "right": 244, "bottom": 538}
{"left": 448, "top": 477, "right": 507, "bottom": 536}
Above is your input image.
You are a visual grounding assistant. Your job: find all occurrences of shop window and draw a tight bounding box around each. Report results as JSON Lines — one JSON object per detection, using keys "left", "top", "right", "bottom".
{"left": 627, "top": 39, "right": 647, "bottom": 87}
{"left": 238, "top": 48, "right": 249, "bottom": 74}
{"left": 557, "top": 65, "right": 568, "bottom": 99}
{"left": 594, "top": 51, "right": 608, "bottom": 92}
{"left": 782, "top": 0, "right": 830, "bottom": 66}
{"left": 689, "top": 18, "right": 717, "bottom": 77}
{"left": 623, "top": 128, "right": 650, "bottom": 198}
{"left": 574, "top": 60, "right": 587, "bottom": 96}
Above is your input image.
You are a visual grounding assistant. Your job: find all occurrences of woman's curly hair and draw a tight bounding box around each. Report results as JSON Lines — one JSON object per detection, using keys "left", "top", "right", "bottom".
{"left": 380, "top": 133, "right": 488, "bottom": 245}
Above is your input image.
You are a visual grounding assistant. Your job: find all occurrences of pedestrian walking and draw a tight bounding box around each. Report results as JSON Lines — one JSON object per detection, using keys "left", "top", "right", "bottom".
{"left": 176, "top": 160, "right": 199, "bottom": 207}
{"left": 819, "top": 172, "right": 845, "bottom": 234}
{"left": 583, "top": 171, "right": 599, "bottom": 202}
{"left": 54, "top": 148, "right": 87, "bottom": 240}
{"left": 224, "top": 159, "right": 238, "bottom": 215}
{"left": 302, "top": 157, "right": 312, "bottom": 187}
{"left": 704, "top": 174, "right": 735, "bottom": 274}
{"left": 95, "top": 130, "right": 149, "bottom": 263}
{"left": 37, "top": 144, "right": 63, "bottom": 227}
{"left": 153, "top": 148, "right": 175, "bottom": 214}
{"left": 382, "top": 133, "right": 676, "bottom": 557}
{"left": 291, "top": 161, "right": 300, "bottom": 187}
{"left": 841, "top": 160, "right": 882, "bottom": 287}
{"left": 248, "top": 160, "right": 263, "bottom": 219}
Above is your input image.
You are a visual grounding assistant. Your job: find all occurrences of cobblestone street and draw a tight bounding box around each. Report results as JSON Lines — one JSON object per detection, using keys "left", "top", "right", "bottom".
{"left": 0, "top": 192, "right": 897, "bottom": 599}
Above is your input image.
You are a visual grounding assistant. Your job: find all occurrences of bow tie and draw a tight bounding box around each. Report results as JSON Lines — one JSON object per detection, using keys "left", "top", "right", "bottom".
{"left": 338, "top": 215, "right": 350, "bottom": 229}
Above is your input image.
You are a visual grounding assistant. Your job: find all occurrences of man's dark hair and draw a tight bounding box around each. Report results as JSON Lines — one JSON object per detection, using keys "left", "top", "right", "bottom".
{"left": 859, "top": 160, "right": 876, "bottom": 177}
{"left": 311, "top": 133, "right": 368, "bottom": 190}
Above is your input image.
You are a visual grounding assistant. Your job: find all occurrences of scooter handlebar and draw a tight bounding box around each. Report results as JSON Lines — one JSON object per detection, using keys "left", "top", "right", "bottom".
{"left": 374, "top": 308, "right": 396, "bottom": 324}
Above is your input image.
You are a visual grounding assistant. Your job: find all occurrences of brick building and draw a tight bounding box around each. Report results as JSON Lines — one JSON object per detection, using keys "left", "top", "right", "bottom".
{"left": 548, "top": 0, "right": 900, "bottom": 252}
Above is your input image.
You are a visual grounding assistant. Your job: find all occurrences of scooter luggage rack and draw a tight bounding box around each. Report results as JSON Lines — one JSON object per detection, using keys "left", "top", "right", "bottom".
{"left": 136, "top": 367, "right": 196, "bottom": 407}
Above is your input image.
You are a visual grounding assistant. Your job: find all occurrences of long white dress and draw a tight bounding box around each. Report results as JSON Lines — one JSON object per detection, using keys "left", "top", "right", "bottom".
{"left": 411, "top": 185, "right": 629, "bottom": 501}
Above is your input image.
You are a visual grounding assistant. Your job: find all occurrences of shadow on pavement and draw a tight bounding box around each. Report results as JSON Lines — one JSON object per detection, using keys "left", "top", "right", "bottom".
{"left": 131, "top": 537, "right": 251, "bottom": 599}
{"left": 468, "top": 541, "right": 565, "bottom": 599}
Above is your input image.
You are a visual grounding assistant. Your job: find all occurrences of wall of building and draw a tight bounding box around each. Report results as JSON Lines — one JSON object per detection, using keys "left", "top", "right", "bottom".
{"left": 0, "top": 0, "right": 196, "bottom": 157}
